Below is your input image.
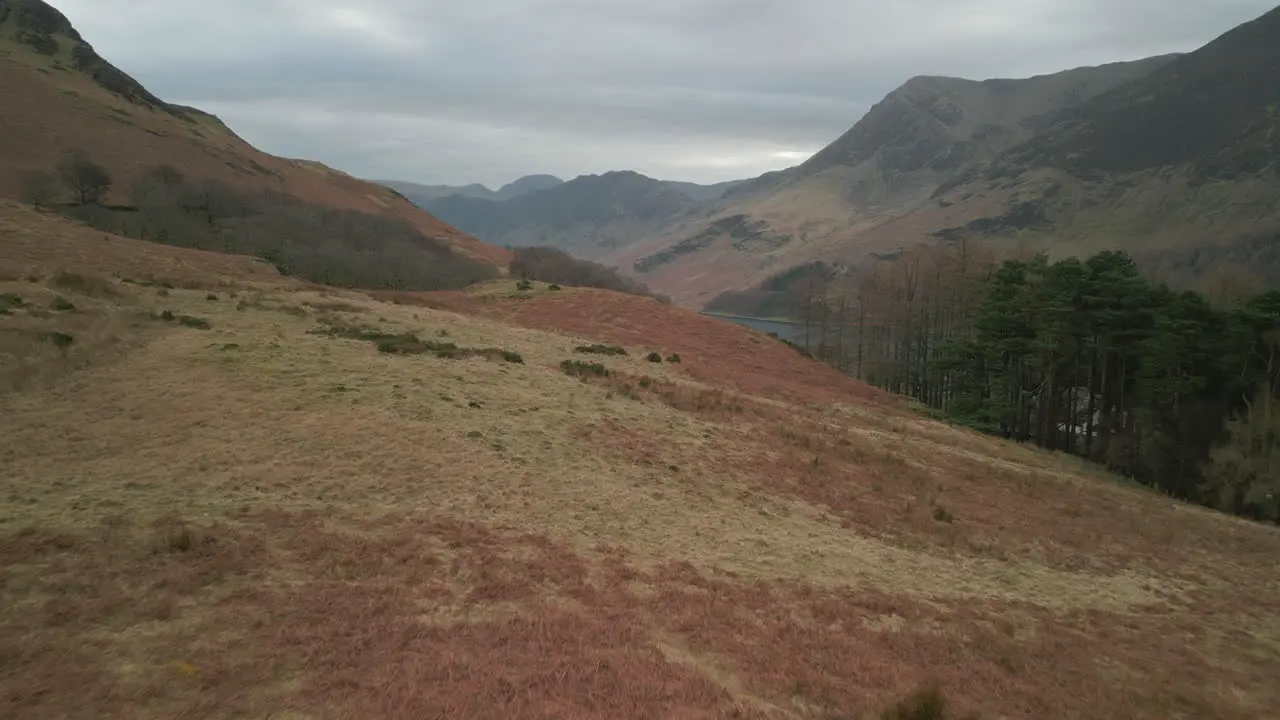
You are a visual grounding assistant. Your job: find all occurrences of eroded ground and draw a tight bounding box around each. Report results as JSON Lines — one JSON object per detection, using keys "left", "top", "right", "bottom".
{"left": 2, "top": 208, "right": 1279, "bottom": 719}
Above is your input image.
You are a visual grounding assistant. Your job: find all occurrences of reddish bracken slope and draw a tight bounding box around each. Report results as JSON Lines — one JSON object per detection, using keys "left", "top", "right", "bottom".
{"left": 441, "top": 287, "right": 896, "bottom": 407}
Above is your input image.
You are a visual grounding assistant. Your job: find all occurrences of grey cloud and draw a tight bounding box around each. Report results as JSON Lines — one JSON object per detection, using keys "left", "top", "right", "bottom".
{"left": 54, "top": 0, "right": 1279, "bottom": 187}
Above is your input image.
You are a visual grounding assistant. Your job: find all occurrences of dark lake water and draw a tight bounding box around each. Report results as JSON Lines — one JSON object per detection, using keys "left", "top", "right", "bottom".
{"left": 701, "top": 312, "right": 809, "bottom": 346}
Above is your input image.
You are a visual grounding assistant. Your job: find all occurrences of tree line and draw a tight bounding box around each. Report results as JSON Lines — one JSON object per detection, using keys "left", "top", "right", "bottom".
{"left": 792, "top": 242, "right": 1279, "bottom": 523}
{"left": 18, "top": 151, "right": 500, "bottom": 291}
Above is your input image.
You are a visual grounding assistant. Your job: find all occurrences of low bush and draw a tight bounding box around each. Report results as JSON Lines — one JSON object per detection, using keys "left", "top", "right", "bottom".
{"left": 561, "top": 359, "right": 610, "bottom": 378}
{"left": 646, "top": 352, "right": 663, "bottom": 363}
{"left": 880, "top": 684, "right": 975, "bottom": 720}
{"left": 313, "top": 322, "right": 521, "bottom": 363}
{"left": 40, "top": 331, "right": 74, "bottom": 349}
{"left": 177, "top": 315, "right": 212, "bottom": 330}
{"left": 154, "top": 310, "right": 212, "bottom": 329}
{"left": 575, "top": 344, "right": 627, "bottom": 356}
{"left": 665, "top": 353, "right": 682, "bottom": 363}
{"left": 0, "top": 293, "right": 27, "bottom": 313}
{"left": 51, "top": 296, "right": 76, "bottom": 312}
{"left": 52, "top": 271, "right": 119, "bottom": 298}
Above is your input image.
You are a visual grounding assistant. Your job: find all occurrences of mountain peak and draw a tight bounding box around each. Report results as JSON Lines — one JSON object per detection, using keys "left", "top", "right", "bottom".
{"left": 495, "top": 174, "right": 563, "bottom": 199}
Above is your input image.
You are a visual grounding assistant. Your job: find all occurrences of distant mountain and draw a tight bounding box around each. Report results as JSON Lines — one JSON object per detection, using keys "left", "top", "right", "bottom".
{"left": 383, "top": 172, "right": 747, "bottom": 259}
{"left": 423, "top": 170, "right": 699, "bottom": 254}
{"left": 377, "top": 174, "right": 566, "bottom": 207}
{"left": 663, "top": 179, "right": 747, "bottom": 202}
{"left": 605, "top": 55, "right": 1180, "bottom": 305}
{"left": 495, "top": 174, "right": 564, "bottom": 199}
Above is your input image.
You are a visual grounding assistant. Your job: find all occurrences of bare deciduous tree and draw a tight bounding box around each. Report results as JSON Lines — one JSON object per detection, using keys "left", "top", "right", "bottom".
{"left": 55, "top": 150, "right": 112, "bottom": 205}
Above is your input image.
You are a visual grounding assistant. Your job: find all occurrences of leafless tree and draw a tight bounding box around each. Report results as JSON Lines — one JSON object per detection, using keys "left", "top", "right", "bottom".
{"left": 55, "top": 150, "right": 112, "bottom": 205}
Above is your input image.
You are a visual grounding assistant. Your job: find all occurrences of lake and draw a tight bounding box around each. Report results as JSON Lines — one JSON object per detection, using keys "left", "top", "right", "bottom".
{"left": 701, "top": 312, "right": 810, "bottom": 346}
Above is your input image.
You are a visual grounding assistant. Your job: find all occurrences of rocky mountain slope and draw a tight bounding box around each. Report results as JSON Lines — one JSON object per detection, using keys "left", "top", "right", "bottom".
{"left": 640, "top": 5, "right": 1280, "bottom": 308}
{"left": 608, "top": 55, "right": 1181, "bottom": 305}
{"left": 0, "top": 0, "right": 510, "bottom": 269}
{"left": 855, "top": 3, "right": 1280, "bottom": 289}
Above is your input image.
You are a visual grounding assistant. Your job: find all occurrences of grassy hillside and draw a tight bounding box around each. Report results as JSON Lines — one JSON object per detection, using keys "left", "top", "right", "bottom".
{"left": 2, "top": 200, "right": 1278, "bottom": 718}
{"left": 0, "top": 0, "right": 510, "bottom": 270}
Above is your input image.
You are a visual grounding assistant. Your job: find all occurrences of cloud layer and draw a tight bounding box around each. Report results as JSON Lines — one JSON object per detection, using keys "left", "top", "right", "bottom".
{"left": 54, "top": 0, "right": 1278, "bottom": 186}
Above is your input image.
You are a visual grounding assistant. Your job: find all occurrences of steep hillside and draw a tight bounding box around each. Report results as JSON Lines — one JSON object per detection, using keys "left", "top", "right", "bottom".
{"left": 425, "top": 170, "right": 700, "bottom": 255}
{"left": 2, "top": 201, "right": 1278, "bottom": 719}
{"left": 613, "top": 56, "right": 1177, "bottom": 306}
{"left": 695, "top": 5, "right": 1280, "bottom": 310}
{"left": 0, "top": 0, "right": 510, "bottom": 270}
{"left": 915, "top": 4, "right": 1280, "bottom": 279}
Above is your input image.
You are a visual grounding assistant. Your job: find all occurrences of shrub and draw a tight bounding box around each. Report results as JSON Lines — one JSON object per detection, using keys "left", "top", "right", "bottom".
{"left": 548, "top": 284, "right": 562, "bottom": 291}
{"left": 516, "top": 279, "right": 533, "bottom": 291}
{"left": 0, "top": 293, "right": 27, "bottom": 313}
{"left": 314, "top": 322, "right": 521, "bottom": 362}
{"left": 666, "top": 353, "right": 682, "bottom": 363}
{"left": 51, "top": 296, "right": 75, "bottom": 312}
{"left": 40, "top": 331, "right": 75, "bottom": 349}
{"left": 52, "top": 271, "right": 118, "bottom": 298}
{"left": 779, "top": 336, "right": 813, "bottom": 359}
{"left": 880, "top": 684, "right": 974, "bottom": 720}
{"left": 932, "top": 506, "right": 955, "bottom": 524}
{"left": 646, "top": 352, "right": 663, "bottom": 363}
{"left": 376, "top": 334, "right": 442, "bottom": 355}
{"left": 561, "top": 359, "right": 610, "bottom": 378}
{"left": 154, "top": 310, "right": 212, "bottom": 329}
{"left": 575, "top": 344, "right": 627, "bottom": 356}
{"left": 177, "top": 315, "right": 212, "bottom": 330}
{"left": 206, "top": 293, "right": 219, "bottom": 301}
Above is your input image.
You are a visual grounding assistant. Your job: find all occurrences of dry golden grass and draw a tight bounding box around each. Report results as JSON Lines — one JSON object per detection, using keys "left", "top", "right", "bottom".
{"left": 2, "top": 221, "right": 1279, "bottom": 719}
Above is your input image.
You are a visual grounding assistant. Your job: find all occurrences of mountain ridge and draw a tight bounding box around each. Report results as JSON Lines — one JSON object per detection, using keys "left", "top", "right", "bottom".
{"left": 0, "top": 0, "right": 511, "bottom": 270}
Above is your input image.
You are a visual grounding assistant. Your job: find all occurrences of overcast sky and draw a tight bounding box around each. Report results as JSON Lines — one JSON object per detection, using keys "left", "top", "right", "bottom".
{"left": 53, "top": 0, "right": 1278, "bottom": 187}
